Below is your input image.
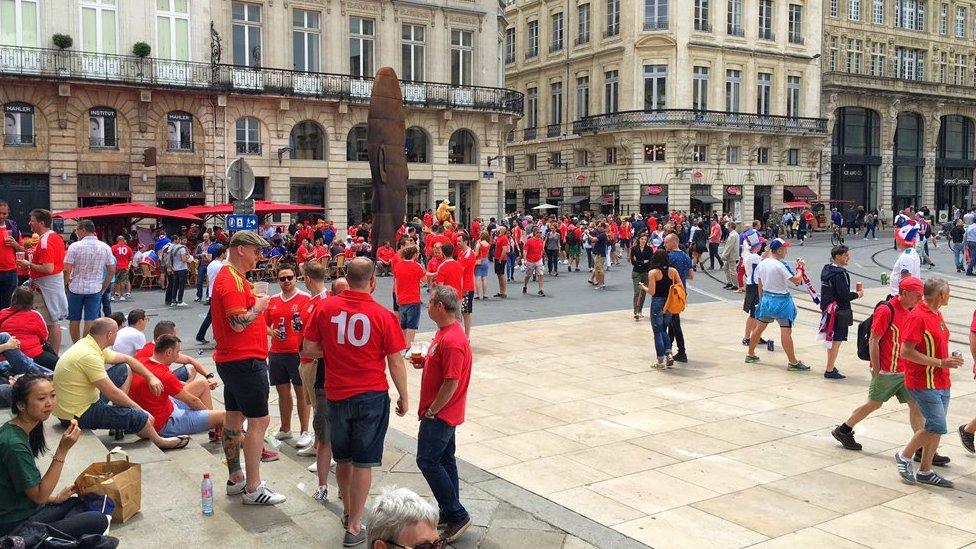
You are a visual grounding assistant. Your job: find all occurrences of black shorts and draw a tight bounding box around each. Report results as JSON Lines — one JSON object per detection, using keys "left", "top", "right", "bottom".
{"left": 462, "top": 291, "right": 474, "bottom": 314}
{"left": 743, "top": 285, "right": 760, "bottom": 318}
{"left": 216, "top": 358, "right": 270, "bottom": 418}
{"left": 494, "top": 260, "right": 506, "bottom": 275}
{"left": 268, "top": 352, "right": 302, "bottom": 386}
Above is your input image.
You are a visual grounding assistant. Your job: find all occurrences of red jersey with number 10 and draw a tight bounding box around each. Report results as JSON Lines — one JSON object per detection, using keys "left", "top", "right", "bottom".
{"left": 304, "top": 290, "right": 406, "bottom": 401}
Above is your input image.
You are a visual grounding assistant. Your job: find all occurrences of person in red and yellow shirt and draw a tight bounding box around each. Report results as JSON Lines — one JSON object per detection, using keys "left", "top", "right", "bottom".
{"left": 302, "top": 258, "right": 408, "bottom": 545}
{"left": 264, "top": 266, "right": 312, "bottom": 448}
{"left": 210, "top": 230, "right": 286, "bottom": 506}
{"left": 895, "top": 277, "right": 962, "bottom": 488}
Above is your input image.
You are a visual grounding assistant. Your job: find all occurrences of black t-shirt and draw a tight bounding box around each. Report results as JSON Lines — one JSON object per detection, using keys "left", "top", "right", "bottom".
{"left": 951, "top": 226, "right": 965, "bottom": 243}
{"left": 592, "top": 231, "right": 608, "bottom": 255}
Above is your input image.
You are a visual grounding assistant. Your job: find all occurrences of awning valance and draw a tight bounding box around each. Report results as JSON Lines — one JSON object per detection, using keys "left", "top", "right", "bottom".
{"left": 784, "top": 186, "right": 818, "bottom": 201}
{"left": 640, "top": 195, "right": 668, "bottom": 205}
{"left": 691, "top": 195, "right": 721, "bottom": 205}
{"left": 562, "top": 196, "right": 590, "bottom": 205}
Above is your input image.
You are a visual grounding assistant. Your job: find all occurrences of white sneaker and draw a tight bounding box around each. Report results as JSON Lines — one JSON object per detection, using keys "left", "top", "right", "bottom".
{"left": 124, "top": 293, "right": 131, "bottom": 300}
{"left": 313, "top": 485, "right": 328, "bottom": 503}
{"left": 296, "top": 431, "right": 313, "bottom": 448}
{"left": 274, "top": 430, "right": 292, "bottom": 441}
{"left": 307, "top": 462, "right": 317, "bottom": 473}
{"left": 226, "top": 478, "right": 247, "bottom": 495}
{"left": 176, "top": 302, "right": 189, "bottom": 307}
{"left": 297, "top": 444, "right": 317, "bottom": 457}
{"left": 242, "top": 482, "right": 286, "bottom": 505}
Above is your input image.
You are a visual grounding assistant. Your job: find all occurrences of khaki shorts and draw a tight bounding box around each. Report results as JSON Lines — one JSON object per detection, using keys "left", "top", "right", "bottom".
{"left": 298, "top": 361, "right": 318, "bottom": 406}
{"left": 868, "top": 373, "right": 910, "bottom": 404}
{"left": 594, "top": 255, "right": 606, "bottom": 275}
{"left": 33, "top": 287, "right": 55, "bottom": 323}
{"left": 116, "top": 269, "right": 130, "bottom": 285}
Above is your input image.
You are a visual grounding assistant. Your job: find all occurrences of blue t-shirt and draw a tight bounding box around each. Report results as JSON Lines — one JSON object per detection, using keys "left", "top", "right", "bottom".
{"left": 323, "top": 228, "right": 336, "bottom": 245}
{"left": 207, "top": 242, "right": 222, "bottom": 257}
{"left": 153, "top": 235, "right": 171, "bottom": 253}
{"left": 592, "top": 231, "right": 608, "bottom": 255}
{"left": 668, "top": 250, "right": 692, "bottom": 285}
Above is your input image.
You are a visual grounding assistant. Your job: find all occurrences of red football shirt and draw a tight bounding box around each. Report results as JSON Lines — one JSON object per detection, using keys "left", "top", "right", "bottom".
{"left": 135, "top": 342, "right": 154, "bottom": 364}
{"left": 0, "top": 227, "right": 14, "bottom": 271}
{"left": 295, "top": 246, "right": 311, "bottom": 265}
{"left": 393, "top": 260, "right": 426, "bottom": 305}
{"left": 493, "top": 235, "right": 510, "bottom": 261}
{"left": 128, "top": 357, "right": 184, "bottom": 431}
{"left": 265, "top": 291, "right": 311, "bottom": 354}
{"left": 457, "top": 248, "right": 476, "bottom": 293}
{"left": 870, "top": 296, "right": 911, "bottom": 374}
{"left": 427, "top": 256, "right": 443, "bottom": 274}
{"left": 524, "top": 237, "right": 544, "bottom": 263}
{"left": 418, "top": 322, "right": 472, "bottom": 426}
{"left": 901, "top": 301, "right": 951, "bottom": 390}
{"left": 111, "top": 243, "right": 132, "bottom": 270}
{"left": 435, "top": 259, "right": 464, "bottom": 299}
{"left": 30, "top": 230, "right": 66, "bottom": 279}
{"left": 210, "top": 264, "right": 269, "bottom": 363}
{"left": 304, "top": 291, "right": 406, "bottom": 401}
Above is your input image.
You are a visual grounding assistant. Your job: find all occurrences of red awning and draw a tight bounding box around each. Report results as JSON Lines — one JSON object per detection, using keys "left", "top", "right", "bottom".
{"left": 784, "top": 186, "right": 818, "bottom": 201}
{"left": 173, "top": 200, "right": 324, "bottom": 217}
{"left": 53, "top": 203, "right": 202, "bottom": 222}
{"left": 783, "top": 201, "right": 811, "bottom": 209}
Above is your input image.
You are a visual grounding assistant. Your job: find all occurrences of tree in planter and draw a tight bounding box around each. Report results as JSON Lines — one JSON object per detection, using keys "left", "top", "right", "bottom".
{"left": 132, "top": 42, "right": 151, "bottom": 58}
{"left": 51, "top": 34, "right": 73, "bottom": 76}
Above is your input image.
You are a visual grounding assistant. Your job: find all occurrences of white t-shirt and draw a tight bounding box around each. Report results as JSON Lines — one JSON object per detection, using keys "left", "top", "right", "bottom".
{"left": 889, "top": 248, "right": 921, "bottom": 296}
{"left": 756, "top": 257, "right": 793, "bottom": 294}
{"left": 207, "top": 259, "right": 224, "bottom": 297}
{"left": 742, "top": 251, "right": 763, "bottom": 285}
{"left": 112, "top": 326, "right": 146, "bottom": 357}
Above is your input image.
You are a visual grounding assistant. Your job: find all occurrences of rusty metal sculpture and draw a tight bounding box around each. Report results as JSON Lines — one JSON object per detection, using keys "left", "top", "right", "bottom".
{"left": 367, "top": 67, "right": 408, "bottom": 251}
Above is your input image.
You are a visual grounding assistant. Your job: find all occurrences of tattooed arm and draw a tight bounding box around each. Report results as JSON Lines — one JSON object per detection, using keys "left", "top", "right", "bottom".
{"left": 227, "top": 295, "right": 270, "bottom": 332}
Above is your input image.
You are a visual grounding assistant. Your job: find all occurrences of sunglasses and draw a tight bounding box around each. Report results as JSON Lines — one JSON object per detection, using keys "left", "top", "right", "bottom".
{"left": 386, "top": 540, "right": 446, "bottom": 549}
{"left": 278, "top": 275, "right": 295, "bottom": 282}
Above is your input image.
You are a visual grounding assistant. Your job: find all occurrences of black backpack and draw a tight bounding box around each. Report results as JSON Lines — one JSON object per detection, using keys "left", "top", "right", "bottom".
{"left": 856, "top": 300, "right": 894, "bottom": 361}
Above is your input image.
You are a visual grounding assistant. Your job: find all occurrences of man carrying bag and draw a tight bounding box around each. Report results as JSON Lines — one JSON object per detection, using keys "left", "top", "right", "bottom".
{"left": 819, "top": 245, "right": 863, "bottom": 380}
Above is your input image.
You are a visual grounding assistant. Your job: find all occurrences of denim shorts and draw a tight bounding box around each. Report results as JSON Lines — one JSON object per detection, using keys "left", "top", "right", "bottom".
{"left": 65, "top": 401, "right": 149, "bottom": 433}
{"left": 104, "top": 363, "right": 129, "bottom": 392}
{"left": 328, "top": 390, "right": 390, "bottom": 468}
{"left": 399, "top": 303, "right": 421, "bottom": 331}
{"left": 172, "top": 364, "right": 190, "bottom": 382}
{"left": 159, "top": 398, "right": 212, "bottom": 437}
{"left": 907, "top": 388, "right": 950, "bottom": 434}
{"left": 66, "top": 291, "right": 101, "bottom": 321}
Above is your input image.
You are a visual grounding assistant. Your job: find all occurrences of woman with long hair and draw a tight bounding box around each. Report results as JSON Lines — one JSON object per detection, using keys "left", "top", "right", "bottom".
{"left": 474, "top": 230, "right": 491, "bottom": 299}
{"left": 639, "top": 249, "right": 682, "bottom": 368}
{"left": 0, "top": 287, "right": 58, "bottom": 370}
{"left": 630, "top": 232, "right": 653, "bottom": 321}
{"left": 0, "top": 374, "right": 110, "bottom": 538}
{"left": 690, "top": 221, "right": 707, "bottom": 270}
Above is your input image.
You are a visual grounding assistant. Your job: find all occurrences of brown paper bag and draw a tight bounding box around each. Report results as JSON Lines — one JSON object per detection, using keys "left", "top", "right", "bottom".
{"left": 74, "top": 447, "right": 142, "bottom": 523}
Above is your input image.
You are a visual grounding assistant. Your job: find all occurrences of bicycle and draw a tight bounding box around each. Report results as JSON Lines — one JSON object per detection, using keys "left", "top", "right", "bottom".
{"left": 830, "top": 226, "right": 845, "bottom": 246}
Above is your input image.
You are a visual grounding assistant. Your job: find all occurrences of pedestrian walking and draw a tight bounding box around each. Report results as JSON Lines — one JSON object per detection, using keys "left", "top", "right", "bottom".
{"left": 630, "top": 232, "right": 653, "bottom": 320}
{"left": 707, "top": 219, "right": 723, "bottom": 270}
{"left": 745, "top": 239, "right": 808, "bottom": 371}
{"left": 719, "top": 221, "right": 739, "bottom": 290}
{"left": 892, "top": 223, "right": 923, "bottom": 294}
{"left": 819, "top": 245, "right": 863, "bottom": 380}
{"left": 195, "top": 245, "right": 225, "bottom": 344}
{"left": 521, "top": 227, "right": 546, "bottom": 296}
{"left": 950, "top": 219, "right": 965, "bottom": 272}
{"left": 638, "top": 249, "right": 682, "bottom": 369}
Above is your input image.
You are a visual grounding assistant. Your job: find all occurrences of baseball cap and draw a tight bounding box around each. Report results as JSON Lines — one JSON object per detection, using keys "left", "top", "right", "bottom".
{"left": 228, "top": 231, "right": 269, "bottom": 248}
{"left": 899, "top": 276, "right": 924, "bottom": 293}
{"left": 769, "top": 238, "right": 791, "bottom": 251}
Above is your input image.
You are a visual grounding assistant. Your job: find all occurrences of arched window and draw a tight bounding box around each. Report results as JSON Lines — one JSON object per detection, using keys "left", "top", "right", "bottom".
{"left": 290, "top": 120, "right": 325, "bottom": 160}
{"left": 831, "top": 107, "right": 880, "bottom": 157}
{"left": 235, "top": 117, "right": 261, "bottom": 154}
{"left": 167, "top": 111, "right": 193, "bottom": 151}
{"left": 346, "top": 124, "right": 368, "bottom": 161}
{"left": 89, "top": 106, "right": 117, "bottom": 148}
{"left": 938, "top": 115, "right": 975, "bottom": 160}
{"left": 448, "top": 129, "right": 476, "bottom": 164}
{"left": 3, "top": 102, "right": 34, "bottom": 146}
{"left": 405, "top": 127, "right": 429, "bottom": 163}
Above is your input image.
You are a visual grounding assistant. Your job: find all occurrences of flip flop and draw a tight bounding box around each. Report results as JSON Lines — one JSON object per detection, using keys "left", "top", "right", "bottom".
{"left": 166, "top": 435, "right": 191, "bottom": 451}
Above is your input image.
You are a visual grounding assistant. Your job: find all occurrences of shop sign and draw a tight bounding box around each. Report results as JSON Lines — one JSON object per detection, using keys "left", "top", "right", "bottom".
{"left": 548, "top": 188, "right": 562, "bottom": 198}
{"left": 725, "top": 185, "right": 740, "bottom": 196}
{"left": 841, "top": 166, "right": 864, "bottom": 181}
{"left": 601, "top": 193, "right": 615, "bottom": 205}
{"left": 645, "top": 185, "right": 663, "bottom": 195}
{"left": 944, "top": 178, "right": 972, "bottom": 186}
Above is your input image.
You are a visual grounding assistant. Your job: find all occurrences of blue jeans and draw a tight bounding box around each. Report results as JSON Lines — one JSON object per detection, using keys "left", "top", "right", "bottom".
{"left": 0, "top": 332, "right": 53, "bottom": 377}
{"left": 196, "top": 262, "right": 208, "bottom": 299}
{"left": 650, "top": 296, "right": 673, "bottom": 358}
{"left": 0, "top": 270, "right": 17, "bottom": 309}
{"left": 506, "top": 250, "right": 516, "bottom": 279}
{"left": 416, "top": 418, "right": 468, "bottom": 524}
{"left": 954, "top": 242, "right": 964, "bottom": 270}
{"left": 101, "top": 287, "right": 112, "bottom": 317}
{"left": 863, "top": 224, "right": 876, "bottom": 239}
{"left": 967, "top": 242, "right": 976, "bottom": 274}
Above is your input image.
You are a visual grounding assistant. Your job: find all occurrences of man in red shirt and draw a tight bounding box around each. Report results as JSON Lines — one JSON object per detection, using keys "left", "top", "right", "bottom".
{"left": 393, "top": 245, "right": 426, "bottom": 348}
{"left": 410, "top": 287, "right": 473, "bottom": 542}
{"left": 375, "top": 241, "right": 396, "bottom": 276}
{"left": 521, "top": 226, "right": 546, "bottom": 296}
{"left": 16, "top": 209, "right": 67, "bottom": 353}
{"left": 833, "top": 276, "right": 925, "bottom": 451}
{"left": 302, "top": 257, "right": 409, "bottom": 546}
{"left": 492, "top": 227, "right": 511, "bottom": 298}
{"left": 425, "top": 225, "right": 450, "bottom": 259}
{"left": 895, "top": 277, "right": 962, "bottom": 488}
{"left": 128, "top": 334, "right": 225, "bottom": 437}
{"left": 0, "top": 200, "right": 22, "bottom": 310}
{"left": 111, "top": 236, "right": 133, "bottom": 301}
{"left": 210, "top": 230, "right": 285, "bottom": 505}
{"left": 456, "top": 234, "right": 477, "bottom": 337}
{"left": 433, "top": 243, "right": 464, "bottom": 301}
{"left": 264, "top": 266, "right": 312, "bottom": 449}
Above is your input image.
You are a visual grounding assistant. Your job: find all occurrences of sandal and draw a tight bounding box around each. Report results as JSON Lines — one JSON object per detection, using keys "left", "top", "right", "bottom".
{"left": 166, "top": 435, "right": 191, "bottom": 451}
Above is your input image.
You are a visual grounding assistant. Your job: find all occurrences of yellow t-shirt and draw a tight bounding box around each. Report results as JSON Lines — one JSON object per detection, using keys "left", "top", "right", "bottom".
{"left": 53, "top": 336, "right": 116, "bottom": 420}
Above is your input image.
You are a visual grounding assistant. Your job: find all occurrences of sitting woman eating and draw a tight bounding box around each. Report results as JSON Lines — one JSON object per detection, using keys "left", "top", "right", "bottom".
{"left": 0, "top": 373, "right": 111, "bottom": 538}
{"left": 0, "top": 287, "right": 59, "bottom": 370}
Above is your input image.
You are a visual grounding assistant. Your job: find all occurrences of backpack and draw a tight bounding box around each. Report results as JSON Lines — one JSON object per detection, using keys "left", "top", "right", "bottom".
{"left": 663, "top": 270, "right": 687, "bottom": 314}
{"left": 856, "top": 300, "right": 894, "bottom": 361}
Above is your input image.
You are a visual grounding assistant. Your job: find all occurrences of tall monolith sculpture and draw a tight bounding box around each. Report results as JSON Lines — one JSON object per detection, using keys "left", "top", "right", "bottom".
{"left": 367, "top": 67, "right": 408, "bottom": 251}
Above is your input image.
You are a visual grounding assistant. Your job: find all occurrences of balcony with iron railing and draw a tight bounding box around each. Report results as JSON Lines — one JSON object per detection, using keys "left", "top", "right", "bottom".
{"left": 524, "top": 126, "right": 538, "bottom": 140}
{"left": 0, "top": 45, "right": 525, "bottom": 117}
{"left": 569, "top": 109, "right": 828, "bottom": 135}
{"left": 89, "top": 137, "right": 117, "bottom": 149}
{"left": 643, "top": 20, "right": 669, "bottom": 31}
{"left": 167, "top": 139, "right": 194, "bottom": 152}
{"left": 236, "top": 141, "right": 261, "bottom": 155}
{"left": 3, "top": 133, "right": 34, "bottom": 146}
{"left": 546, "top": 123, "right": 562, "bottom": 137}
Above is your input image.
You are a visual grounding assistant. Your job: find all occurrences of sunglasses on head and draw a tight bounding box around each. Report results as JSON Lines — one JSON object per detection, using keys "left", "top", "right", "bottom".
{"left": 278, "top": 275, "right": 295, "bottom": 282}
{"left": 386, "top": 540, "right": 446, "bottom": 549}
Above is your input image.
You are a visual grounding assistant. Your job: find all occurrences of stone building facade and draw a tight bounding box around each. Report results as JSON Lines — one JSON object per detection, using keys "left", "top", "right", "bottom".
{"left": 502, "top": 0, "right": 827, "bottom": 221}
{"left": 0, "top": 0, "right": 522, "bottom": 232}
{"left": 823, "top": 0, "right": 976, "bottom": 219}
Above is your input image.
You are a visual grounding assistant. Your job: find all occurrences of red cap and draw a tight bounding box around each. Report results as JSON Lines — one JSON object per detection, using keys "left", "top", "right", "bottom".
{"left": 899, "top": 276, "right": 924, "bottom": 293}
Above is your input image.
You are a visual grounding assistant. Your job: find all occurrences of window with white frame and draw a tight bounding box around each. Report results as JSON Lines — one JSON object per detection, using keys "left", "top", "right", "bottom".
{"left": 788, "top": 4, "right": 802, "bottom": 43}
{"left": 576, "top": 149, "right": 589, "bottom": 166}
{"left": 756, "top": 147, "right": 769, "bottom": 164}
{"left": 551, "top": 12, "right": 564, "bottom": 50}
{"left": 643, "top": 65, "right": 667, "bottom": 110}
{"left": 830, "top": 0, "right": 838, "bottom": 17}
{"left": 527, "top": 20, "right": 539, "bottom": 57}
{"left": 955, "top": 53, "right": 967, "bottom": 85}
{"left": 550, "top": 81, "right": 563, "bottom": 126}
{"left": 577, "top": 3, "right": 590, "bottom": 42}
{"left": 695, "top": 0, "right": 710, "bottom": 30}
{"left": 957, "top": 5, "right": 966, "bottom": 37}
{"left": 606, "top": 0, "right": 620, "bottom": 35}
{"left": 756, "top": 72, "right": 771, "bottom": 116}
{"left": 787, "top": 148, "right": 800, "bottom": 165}
{"left": 726, "top": 69, "right": 741, "bottom": 112}
{"left": 895, "top": 0, "right": 926, "bottom": 30}
{"left": 235, "top": 116, "right": 260, "bottom": 154}
{"left": 727, "top": 0, "right": 743, "bottom": 34}
{"left": 0, "top": 0, "right": 39, "bottom": 47}
{"left": 576, "top": 75, "right": 589, "bottom": 119}
{"left": 873, "top": 0, "right": 884, "bottom": 22}
{"left": 895, "top": 47, "right": 925, "bottom": 80}
{"left": 644, "top": 0, "right": 668, "bottom": 29}
{"left": 693, "top": 66, "right": 708, "bottom": 111}
{"left": 233, "top": 2, "right": 261, "bottom": 67}
{"left": 849, "top": 0, "right": 861, "bottom": 20}
{"left": 940, "top": 2, "right": 948, "bottom": 34}
{"left": 80, "top": 0, "right": 117, "bottom": 55}
{"left": 644, "top": 144, "right": 666, "bottom": 162}
{"left": 293, "top": 8, "right": 320, "bottom": 72}
{"left": 605, "top": 70, "right": 619, "bottom": 112}
{"left": 828, "top": 35, "right": 838, "bottom": 70}
{"left": 693, "top": 145, "right": 707, "bottom": 163}
{"left": 505, "top": 27, "right": 515, "bottom": 62}
{"left": 527, "top": 154, "right": 537, "bottom": 170}
{"left": 758, "top": 0, "right": 773, "bottom": 39}
{"left": 786, "top": 76, "right": 800, "bottom": 118}
{"left": 526, "top": 87, "right": 538, "bottom": 127}
{"left": 870, "top": 42, "right": 886, "bottom": 76}
{"left": 349, "top": 17, "right": 374, "bottom": 77}
{"left": 846, "top": 38, "right": 862, "bottom": 74}
{"left": 939, "top": 51, "right": 948, "bottom": 83}
{"left": 156, "top": 0, "right": 190, "bottom": 61}
{"left": 402, "top": 24, "right": 425, "bottom": 81}
{"left": 726, "top": 145, "right": 740, "bottom": 164}
{"left": 606, "top": 147, "right": 617, "bottom": 164}
{"left": 450, "top": 29, "right": 473, "bottom": 86}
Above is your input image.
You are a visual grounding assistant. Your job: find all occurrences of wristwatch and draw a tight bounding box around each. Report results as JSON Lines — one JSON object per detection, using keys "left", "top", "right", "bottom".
{"left": 205, "top": 373, "right": 215, "bottom": 380}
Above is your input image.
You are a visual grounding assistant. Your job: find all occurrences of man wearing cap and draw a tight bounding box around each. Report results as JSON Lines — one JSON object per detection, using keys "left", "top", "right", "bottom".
{"left": 891, "top": 223, "right": 923, "bottom": 294}
{"left": 745, "top": 238, "right": 808, "bottom": 371}
{"left": 832, "top": 276, "right": 927, "bottom": 454}
{"left": 739, "top": 230, "right": 765, "bottom": 347}
{"left": 210, "top": 230, "right": 285, "bottom": 505}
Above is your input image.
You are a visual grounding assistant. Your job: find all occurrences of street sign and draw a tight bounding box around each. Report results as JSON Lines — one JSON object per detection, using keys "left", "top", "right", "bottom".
{"left": 482, "top": 171, "right": 494, "bottom": 179}
{"left": 226, "top": 158, "right": 255, "bottom": 200}
{"left": 226, "top": 214, "right": 258, "bottom": 232}
{"left": 233, "top": 199, "right": 254, "bottom": 215}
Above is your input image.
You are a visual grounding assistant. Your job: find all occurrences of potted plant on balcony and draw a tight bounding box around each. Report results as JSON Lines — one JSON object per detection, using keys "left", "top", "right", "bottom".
{"left": 132, "top": 42, "right": 151, "bottom": 81}
{"left": 52, "top": 33, "right": 72, "bottom": 76}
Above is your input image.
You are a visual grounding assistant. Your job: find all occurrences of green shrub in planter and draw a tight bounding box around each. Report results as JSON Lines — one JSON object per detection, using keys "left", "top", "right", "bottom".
{"left": 52, "top": 34, "right": 73, "bottom": 50}
{"left": 133, "top": 42, "right": 151, "bottom": 58}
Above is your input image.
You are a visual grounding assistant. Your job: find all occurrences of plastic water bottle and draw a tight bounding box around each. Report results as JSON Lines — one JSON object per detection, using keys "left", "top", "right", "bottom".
{"left": 201, "top": 472, "right": 214, "bottom": 516}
